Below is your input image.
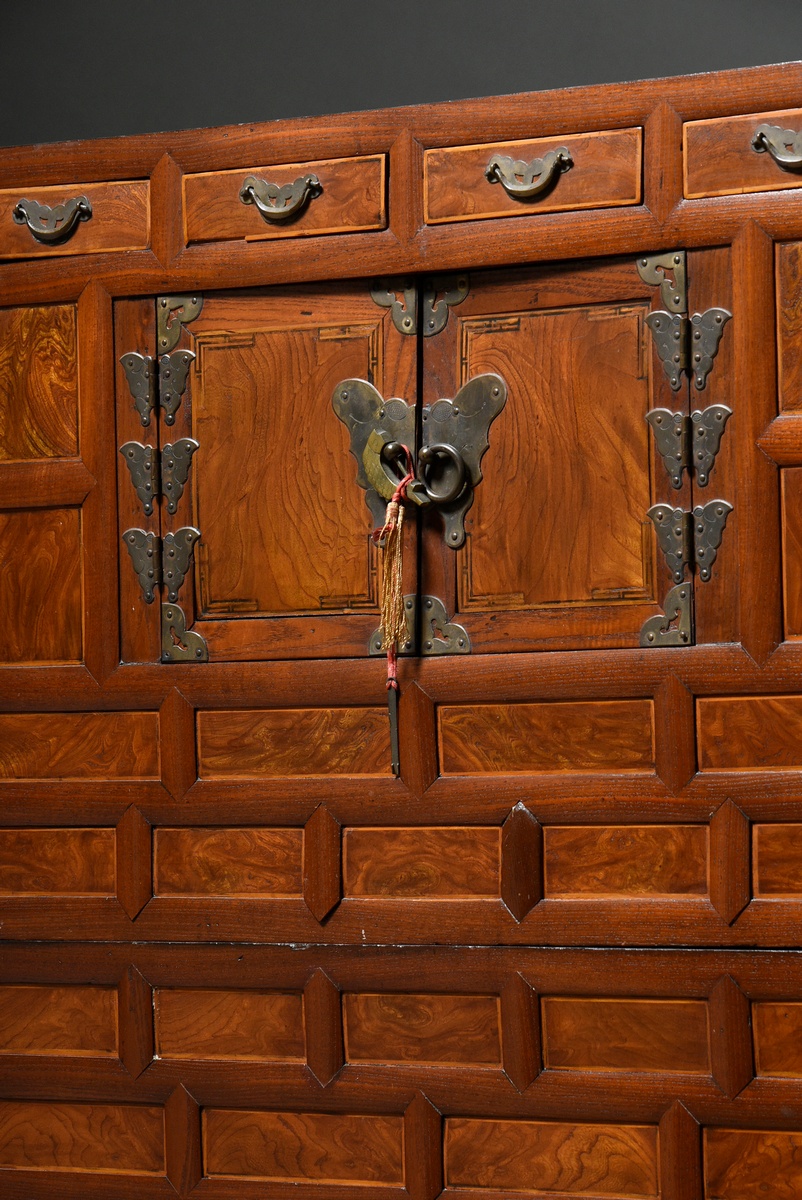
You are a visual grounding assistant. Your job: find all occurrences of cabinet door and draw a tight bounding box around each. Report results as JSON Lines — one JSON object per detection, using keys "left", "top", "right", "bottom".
{"left": 421, "top": 259, "right": 687, "bottom": 652}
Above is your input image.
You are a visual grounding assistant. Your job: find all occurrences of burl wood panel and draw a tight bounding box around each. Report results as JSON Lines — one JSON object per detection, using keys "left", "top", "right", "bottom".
{"left": 0, "top": 829, "right": 115, "bottom": 894}
{"left": 184, "top": 154, "right": 386, "bottom": 242}
{"left": 777, "top": 242, "right": 802, "bottom": 412}
{"left": 705, "top": 1128, "right": 802, "bottom": 1199}
{"left": 0, "top": 304, "right": 78, "bottom": 458}
{"left": 698, "top": 696, "right": 802, "bottom": 770}
{"left": 193, "top": 321, "right": 381, "bottom": 617}
{"left": 458, "top": 304, "right": 653, "bottom": 611}
{"left": 0, "top": 180, "right": 150, "bottom": 258}
{"left": 684, "top": 108, "right": 802, "bottom": 198}
{"left": 782, "top": 470, "right": 802, "bottom": 635}
{"left": 754, "top": 1002, "right": 802, "bottom": 1076}
{"left": 203, "top": 1109, "right": 404, "bottom": 1183}
{"left": 154, "top": 828, "right": 303, "bottom": 896}
{"left": 439, "top": 701, "right": 654, "bottom": 773}
{"left": 343, "top": 827, "right": 500, "bottom": 897}
{"left": 198, "top": 708, "right": 390, "bottom": 777}
{"left": 753, "top": 824, "right": 802, "bottom": 895}
{"left": 0, "top": 1100, "right": 163, "bottom": 1173}
{"left": 541, "top": 997, "right": 710, "bottom": 1073}
{"left": 544, "top": 825, "right": 708, "bottom": 896}
{"left": 0, "top": 711, "right": 159, "bottom": 779}
{"left": 0, "top": 985, "right": 117, "bottom": 1056}
{"left": 155, "top": 989, "right": 303, "bottom": 1060}
{"left": 445, "top": 1117, "right": 659, "bottom": 1195}
{"left": 0, "top": 508, "right": 82, "bottom": 663}
{"left": 424, "top": 128, "right": 642, "bottom": 222}
{"left": 344, "top": 993, "right": 502, "bottom": 1065}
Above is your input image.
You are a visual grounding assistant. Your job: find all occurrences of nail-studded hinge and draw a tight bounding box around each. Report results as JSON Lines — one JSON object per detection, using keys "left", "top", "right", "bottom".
{"left": 636, "top": 252, "right": 731, "bottom": 390}
{"left": 646, "top": 405, "right": 732, "bottom": 488}
{"left": 648, "top": 500, "right": 733, "bottom": 584}
{"left": 120, "top": 439, "right": 199, "bottom": 516}
{"left": 121, "top": 527, "right": 201, "bottom": 604}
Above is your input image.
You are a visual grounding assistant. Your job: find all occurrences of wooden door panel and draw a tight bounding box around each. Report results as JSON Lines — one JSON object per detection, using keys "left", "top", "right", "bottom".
{"left": 0, "top": 986, "right": 118, "bottom": 1057}
{"left": 0, "top": 304, "right": 78, "bottom": 460}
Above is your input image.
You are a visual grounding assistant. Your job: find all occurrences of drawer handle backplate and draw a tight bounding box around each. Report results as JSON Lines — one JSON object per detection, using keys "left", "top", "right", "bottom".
{"left": 751, "top": 123, "right": 802, "bottom": 170}
{"left": 239, "top": 172, "right": 322, "bottom": 222}
{"left": 12, "top": 195, "right": 93, "bottom": 243}
{"left": 484, "top": 148, "right": 573, "bottom": 199}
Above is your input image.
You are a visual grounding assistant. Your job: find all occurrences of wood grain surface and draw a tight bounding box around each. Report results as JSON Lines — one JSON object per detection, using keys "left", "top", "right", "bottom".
{"left": 0, "top": 985, "right": 117, "bottom": 1055}
{"left": 0, "top": 711, "right": 159, "bottom": 779}
{"left": 184, "top": 154, "right": 385, "bottom": 242}
{"left": 0, "top": 829, "right": 115, "bottom": 894}
{"left": 198, "top": 708, "right": 390, "bottom": 776}
{"left": 541, "top": 997, "right": 709, "bottom": 1073}
{"left": 778, "top": 241, "right": 802, "bottom": 412}
{"left": 343, "top": 826, "right": 500, "bottom": 897}
{"left": 0, "top": 304, "right": 78, "bottom": 458}
{"left": 754, "top": 823, "right": 802, "bottom": 895}
{"left": 424, "top": 127, "right": 642, "bottom": 222}
{"left": 684, "top": 107, "right": 802, "bottom": 198}
{"left": 439, "top": 700, "right": 655, "bottom": 773}
{"left": 544, "top": 825, "right": 707, "bottom": 896}
{"left": 344, "top": 992, "right": 501, "bottom": 1064}
{"left": 754, "top": 1001, "right": 802, "bottom": 1076}
{"left": 154, "top": 828, "right": 303, "bottom": 895}
{"left": 0, "top": 1100, "right": 163, "bottom": 1173}
{"left": 155, "top": 988, "right": 303, "bottom": 1059}
{"left": 698, "top": 696, "right": 802, "bottom": 769}
{"left": 203, "top": 1108, "right": 404, "bottom": 1182}
{"left": 0, "top": 180, "right": 149, "bottom": 258}
{"left": 444, "top": 1117, "right": 659, "bottom": 1194}
{"left": 783, "top": 470, "right": 802, "bottom": 635}
{"left": 705, "top": 1128, "right": 802, "bottom": 1199}
{"left": 0, "top": 508, "right": 82, "bottom": 663}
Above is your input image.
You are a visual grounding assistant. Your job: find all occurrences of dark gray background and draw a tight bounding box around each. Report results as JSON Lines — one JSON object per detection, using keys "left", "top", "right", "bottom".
{"left": 0, "top": 0, "right": 801, "bottom": 148}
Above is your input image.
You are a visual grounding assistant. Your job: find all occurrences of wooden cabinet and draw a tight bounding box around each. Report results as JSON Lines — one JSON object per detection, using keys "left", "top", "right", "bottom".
{"left": 4, "top": 59, "right": 802, "bottom": 1198}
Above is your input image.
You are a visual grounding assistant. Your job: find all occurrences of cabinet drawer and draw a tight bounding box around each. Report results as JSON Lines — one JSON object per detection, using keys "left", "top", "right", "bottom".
{"left": 685, "top": 107, "right": 802, "bottom": 198}
{"left": 424, "top": 127, "right": 642, "bottom": 224}
{"left": 183, "top": 154, "right": 386, "bottom": 243}
{"left": 0, "top": 179, "right": 149, "bottom": 259}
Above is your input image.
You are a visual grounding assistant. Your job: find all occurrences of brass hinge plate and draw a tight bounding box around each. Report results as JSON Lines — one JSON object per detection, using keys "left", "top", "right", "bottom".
{"left": 647, "top": 405, "right": 732, "bottom": 488}
{"left": 121, "top": 350, "right": 195, "bottom": 426}
{"left": 637, "top": 251, "right": 731, "bottom": 390}
{"left": 647, "top": 500, "right": 733, "bottom": 584}
{"left": 161, "top": 603, "right": 208, "bottom": 662}
{"left": 121, "top": 526, "right": 201, "bottom": 604}
{"left": 640, "top": 582, "right": 693, "bottom": 647}
{"left": 369, "top": 594, "right": 471, "bottom": 656}
{"left": 120, "top": 439, "right": 199, "bottom": 515}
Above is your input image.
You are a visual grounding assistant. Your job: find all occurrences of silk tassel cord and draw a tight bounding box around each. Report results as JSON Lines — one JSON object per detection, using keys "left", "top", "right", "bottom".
{"left": 372, "top": 446, "right": 415, "bottom": 692}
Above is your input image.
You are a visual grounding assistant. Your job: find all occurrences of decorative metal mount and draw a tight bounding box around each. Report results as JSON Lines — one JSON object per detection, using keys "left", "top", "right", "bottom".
{"left": 159, "top": 352, "right": 194, "bottom": 425}
{"left": 240, "top": 173, "right": 322, "bottom": 222}
{"left": 485, "top": 148, "right": 573, "bottom": 199}
{"left": 637, "top": 251, "right": 731, "bottom": 391}
{"left": 752, "top": 123, "right": 802, "bottom": 170}
{"left": 12, "top": 195, "right": 92, "bottom": 244}
{"left": 647, "top": 404, "right": 732, "bottom": 488}
{"left": 163, "top": 528, "right": 201, "bottom": 603}
{"left": 122, "top": 529, "right": 161, "bottom": 604}
{"left": 369, "top": 595, "right": 471, "bottom": 657}
{"left": 640, "top": 583, "right": 693, "bottom": 647}
{"left": 122, "top": 526, "right": 201, "bottom": 604}
{"left": 161, "top": 604, "right": 208, "bottom": 662}
{"left": 120, "top": 438, "right": 199, "bottom": 515}
{"left": 157, "top": 294, "right": 203, "bottom": 353}
{"left": 332, "top": 373, "right": 507, "bottom": 547}
{"left": 647, "top": 500, "right": 733, "bottom": 584}
{"left": 121, "top": 353, "right": 157, "bottom": 426}
{"left": 637, "top": 251, "right": 687, "bottom": 312}
{"left": 121, "top": 351, "right": 195, "bottom": 427}
{"left": 422, "top": 274, "right": 469, "bottom": 336}
{"left": 371, "top": 278, "right": 417, "bottom": 335}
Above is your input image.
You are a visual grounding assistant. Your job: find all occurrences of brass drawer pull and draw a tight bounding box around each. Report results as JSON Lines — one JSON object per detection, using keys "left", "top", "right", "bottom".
{"left": 239, "top": 172, "right": 322, "bottom": 222}
{"left": 484, "top": 148, "right": 572, "bottom": 199}
{"left": 12, "top": 195, "right": 93, "bottom": 243}
{"left": 751, "top": 123, "right": 802, "bottom": 170}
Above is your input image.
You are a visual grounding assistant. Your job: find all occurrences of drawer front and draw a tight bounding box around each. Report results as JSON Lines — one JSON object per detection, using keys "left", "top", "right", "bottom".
{"left": 183, "top": 153, "right": 386, "bottom": 243}
{"left": 0, "top": 180, "right": 149, "bottom": 259}
{"left": 424, "top": 126, "right": 642, "bottom": 223}
{"left": 685, "top": 107, "right": 802, "bottom": 198}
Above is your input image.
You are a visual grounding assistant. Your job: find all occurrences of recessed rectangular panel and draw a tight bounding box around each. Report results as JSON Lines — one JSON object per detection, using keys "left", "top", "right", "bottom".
{"left": 698, "top": 696, "right": 802, "bottom": 770}
{"left": 155, "top": 989, "right": 303, "bottom": 1060}
{"left": 754, "top": 1002, "right": 802, "bottom": 1076}
{"left": 343, "top": 827, "right": 500, "bottom": 897}
{"left": 705, "top": 1128, "right": 802, "bottom": 1199}
{"left": 457, "top": 304, "right": 653, "bottom": 611}
{"left": 544, "top": 825, "right": 708, "bottom": 896}
{"left": 541, "top": 997, "right": 709, "bottom": 1073}
{"left": 444, "top": 1117, "right": 659, "bottom": 1195}
{"left": 0, "top": 1101, "right": 163, "bottom": 1173}
{"left": 198, "top": 708, "right": 390, "bottom": 777}
{"left": 782, "top": 470, "right": 802, "bottom": 635}
{"left": 0, "top": 829, "right": 115, "bottom": 894}
{"left": 344, "top": 993, "right": 501, "bottom": 1065}
{"left": 0, "top": 304, "right": 78, "bottom": 458}
{"left": 439, "top": 701, "right": 655, "bottom": 774}
{"left": 0, "top": 712, "right": 159, "bottom": 780}
{"left": 0, "top": 985, "right": 117, "bottom": 1056}
{"left": 0, "top": 508, "right": 82, "bottom": 663}
{"left": 0, "top": 180, "right": 150, "bottom": 259}
{"left": 203, "top": 1109, "right": 404, "bottom": 1183}
{"left": 778, "top": 243, "right": 802, "bottom": 412}
{"left": 193, "top": 322, "right": 382, "bottom": 617}
{"left": 754, "top": 824, "right": 802, "bottom": 895}
{"left": 154, "top": 828, "right": 303, "bottom": 896}
{"left": 684, "top": 108, "right": 802, "bottom": 198}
